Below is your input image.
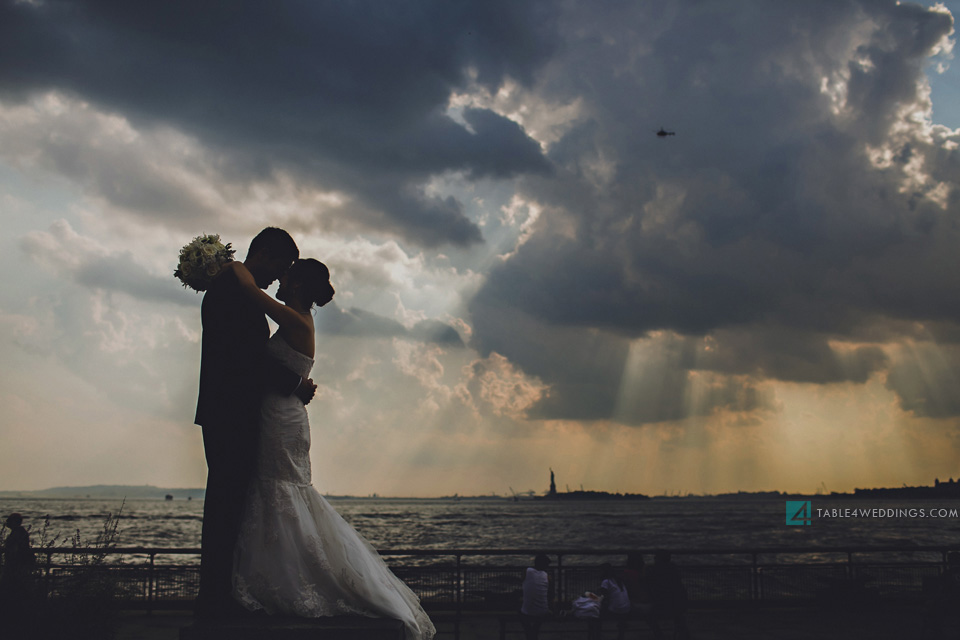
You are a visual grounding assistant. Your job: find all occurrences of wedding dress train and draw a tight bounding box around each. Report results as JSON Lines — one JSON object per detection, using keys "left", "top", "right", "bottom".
{"left": 233, "top": 334, "right": 435, "bottom": 640}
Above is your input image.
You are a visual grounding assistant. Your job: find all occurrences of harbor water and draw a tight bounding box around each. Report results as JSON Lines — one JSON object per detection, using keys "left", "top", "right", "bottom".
{"left": 2, "top": 496, "right": 959, "bottom": 565}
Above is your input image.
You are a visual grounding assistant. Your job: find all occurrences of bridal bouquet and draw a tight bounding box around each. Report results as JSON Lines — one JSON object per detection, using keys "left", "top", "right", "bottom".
{"left": 174, "top": 234, "right": 235, "bottom": 292}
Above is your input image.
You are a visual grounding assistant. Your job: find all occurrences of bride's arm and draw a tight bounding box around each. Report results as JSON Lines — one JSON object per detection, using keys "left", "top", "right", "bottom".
{"left": 223, "top": 262, "right": 307, "bottom": 334}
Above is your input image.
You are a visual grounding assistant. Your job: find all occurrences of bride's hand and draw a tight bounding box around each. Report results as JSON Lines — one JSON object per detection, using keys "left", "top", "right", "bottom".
{"left": 295, "top": 377, "right": 317, "bottom": 405}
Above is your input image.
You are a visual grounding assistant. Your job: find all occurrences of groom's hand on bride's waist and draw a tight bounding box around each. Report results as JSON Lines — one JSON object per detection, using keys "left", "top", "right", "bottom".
{"left": 294, "top": 377, "right": 318, "bottom": 405}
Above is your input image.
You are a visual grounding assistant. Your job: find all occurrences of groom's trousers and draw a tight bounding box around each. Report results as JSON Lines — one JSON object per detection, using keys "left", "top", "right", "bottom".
{"left": 197, "top": 420, "right": 258, "bottom": 615}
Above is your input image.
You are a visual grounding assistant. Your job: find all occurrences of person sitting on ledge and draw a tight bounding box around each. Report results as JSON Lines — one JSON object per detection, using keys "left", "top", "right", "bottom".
{"left": 597, "top": 562, "right": 631, "bottom": 640}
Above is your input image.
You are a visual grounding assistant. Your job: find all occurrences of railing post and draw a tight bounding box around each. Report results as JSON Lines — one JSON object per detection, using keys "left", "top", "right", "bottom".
{"left": 45, "top": 550, "right": 53, "bottom": 600}
{"left": 147, "top": 552, "right": 156, "bottom": 614}
{"left": 751, "top": 552, "right": 758, "bottom": 601}
{"left": 556, "top": 554, "right": 564, "bottom": 608}
{"left": 455, "top": 553, "right": 462, "bottom": 640}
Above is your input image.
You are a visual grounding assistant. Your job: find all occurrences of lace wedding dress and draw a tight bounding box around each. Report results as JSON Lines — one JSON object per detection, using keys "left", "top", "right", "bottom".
{"left": 233, "top": 334, "right": 436, "bottom": 640}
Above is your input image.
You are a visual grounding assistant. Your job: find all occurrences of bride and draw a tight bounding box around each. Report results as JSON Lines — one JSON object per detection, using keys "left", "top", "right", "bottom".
{"left": 223, "top": 258, "right": 435, "bottom": 640}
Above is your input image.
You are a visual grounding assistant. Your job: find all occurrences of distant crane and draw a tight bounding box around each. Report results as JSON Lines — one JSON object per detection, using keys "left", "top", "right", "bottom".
{"left": 656, "top": 127, "right": 676, "bottom": 137}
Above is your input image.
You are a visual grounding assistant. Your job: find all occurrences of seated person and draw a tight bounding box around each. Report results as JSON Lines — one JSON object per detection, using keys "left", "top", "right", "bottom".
{"left": 594, "top": 563, "right": 631, "bottom": 640}
{"left": 597, "top": 563, "right": 631, "bottom": 615}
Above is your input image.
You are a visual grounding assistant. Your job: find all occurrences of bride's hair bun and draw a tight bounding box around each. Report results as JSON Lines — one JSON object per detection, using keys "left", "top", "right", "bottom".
{"left": 289, "top": 258, "right": 335, "bottom": 308}
{"left": 313, "top": 280, "right": 335, "bottom": 308}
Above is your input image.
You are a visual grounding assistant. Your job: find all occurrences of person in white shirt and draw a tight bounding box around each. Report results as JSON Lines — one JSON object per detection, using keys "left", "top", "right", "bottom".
{"left": 520, "top": 554, "right": 553, "bottom": 639}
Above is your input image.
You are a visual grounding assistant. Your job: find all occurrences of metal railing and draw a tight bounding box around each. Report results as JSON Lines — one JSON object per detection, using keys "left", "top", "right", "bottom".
{"left": 17, "top": 545, "right": 960, "bottom": 613}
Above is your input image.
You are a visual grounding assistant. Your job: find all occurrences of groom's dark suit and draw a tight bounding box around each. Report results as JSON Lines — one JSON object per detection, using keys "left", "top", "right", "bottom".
{"left": 194, "top": 269, "right": 301, "bottom": 614}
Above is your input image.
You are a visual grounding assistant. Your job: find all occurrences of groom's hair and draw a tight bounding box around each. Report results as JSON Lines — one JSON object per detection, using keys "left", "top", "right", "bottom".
{"left": 247, "top": 227, "right": 299, "bottom": 262}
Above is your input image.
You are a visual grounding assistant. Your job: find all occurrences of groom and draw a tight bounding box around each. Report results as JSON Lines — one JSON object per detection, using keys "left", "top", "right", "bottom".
{"left": 194, "top": 226, "right": 317, "bottom": 617}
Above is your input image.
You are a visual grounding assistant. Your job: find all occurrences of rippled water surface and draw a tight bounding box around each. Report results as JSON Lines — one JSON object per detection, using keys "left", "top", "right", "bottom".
{"left": 2, "top": 497, "right": 959, "bottom": 565}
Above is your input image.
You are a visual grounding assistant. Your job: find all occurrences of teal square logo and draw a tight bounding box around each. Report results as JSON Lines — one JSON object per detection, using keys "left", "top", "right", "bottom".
{"left": 786, "top": 500, "right": 812, "bottom": 526}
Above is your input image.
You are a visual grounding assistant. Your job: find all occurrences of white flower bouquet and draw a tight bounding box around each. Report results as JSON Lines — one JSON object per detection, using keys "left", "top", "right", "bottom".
{"left": 174, "top": 234, "right": 236, "bottom": 292}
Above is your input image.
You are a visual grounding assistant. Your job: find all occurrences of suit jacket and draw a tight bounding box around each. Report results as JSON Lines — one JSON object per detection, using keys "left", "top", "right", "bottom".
{"left": 195, "top": 269, "right": 300, "bottom": 431}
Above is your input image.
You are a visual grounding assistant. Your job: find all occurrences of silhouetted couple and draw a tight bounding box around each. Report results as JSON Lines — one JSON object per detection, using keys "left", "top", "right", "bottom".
{"left": 194, "top": 227, "right": 434, "bottom": 639}
{"left": 624, "top": 552, "right": 690, "bottom": 640}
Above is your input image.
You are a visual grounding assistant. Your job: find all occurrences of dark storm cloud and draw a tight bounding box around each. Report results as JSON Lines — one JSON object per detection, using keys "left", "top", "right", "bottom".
{"left": 0, "top": 0, "right": 553, "bottom": 245}
{"left": 470, "top": 0, "right": 960, "bottom": 422}
{"left": 8, "top": 0, "right": 960, "bottom": 424}
{"left": 64, "top": 255, "right": 466, "bottom": 346}
{"left": 885, "top": 343, "right": 960, "bottom": 418}
{"left": 76, "top": 255, "right": 196, "bottom": 307}
{"left": 19, "top": 222, "right": 200, "bottom": 306}
{"left": 468, "top": 300, "right": 770, "bottom": 424}
{"left": 467, "top": 301, "right": 629, "bottom": 420}
{"left": 318, "top": 304, "right": 463, "bottom": 346}
{"left": 409, "top": 319, "right": 464, "bottom": 346}
{"left": 698, "top": 327, "right": 889, "bottom": 384}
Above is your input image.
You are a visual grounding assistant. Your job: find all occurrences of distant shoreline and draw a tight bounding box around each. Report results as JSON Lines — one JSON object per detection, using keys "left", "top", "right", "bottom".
{"left": 3, "top": 483, "right": 960, "bottom": 501}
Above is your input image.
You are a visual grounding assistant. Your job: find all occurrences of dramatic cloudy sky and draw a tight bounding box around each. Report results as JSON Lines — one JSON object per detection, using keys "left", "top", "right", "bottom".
{"left": 3, "top": 0, "right": 960, "bottom": 497}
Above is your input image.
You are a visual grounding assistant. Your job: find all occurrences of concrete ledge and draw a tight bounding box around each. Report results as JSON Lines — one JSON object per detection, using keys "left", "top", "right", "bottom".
{"left": 180, "top": 616, "right": 405, "bottom": 640}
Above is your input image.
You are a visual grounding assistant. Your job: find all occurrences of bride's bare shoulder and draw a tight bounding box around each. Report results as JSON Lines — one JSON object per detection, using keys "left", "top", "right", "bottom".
{"left": 217, "top": 261, "right": 255, "bottom": 288}
{"left": 219, "top": 261, "right": 242, "bottom": 276}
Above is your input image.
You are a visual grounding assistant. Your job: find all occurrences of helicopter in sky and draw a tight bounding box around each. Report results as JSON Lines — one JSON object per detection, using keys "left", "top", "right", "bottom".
{"left": 656, "top": 127, "right": 676, "bottom": 137}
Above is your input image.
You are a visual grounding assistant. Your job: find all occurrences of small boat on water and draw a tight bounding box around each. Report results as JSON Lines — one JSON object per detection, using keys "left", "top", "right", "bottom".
{"left": 165, "top": 494, "right": 173, "bottom": 501}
